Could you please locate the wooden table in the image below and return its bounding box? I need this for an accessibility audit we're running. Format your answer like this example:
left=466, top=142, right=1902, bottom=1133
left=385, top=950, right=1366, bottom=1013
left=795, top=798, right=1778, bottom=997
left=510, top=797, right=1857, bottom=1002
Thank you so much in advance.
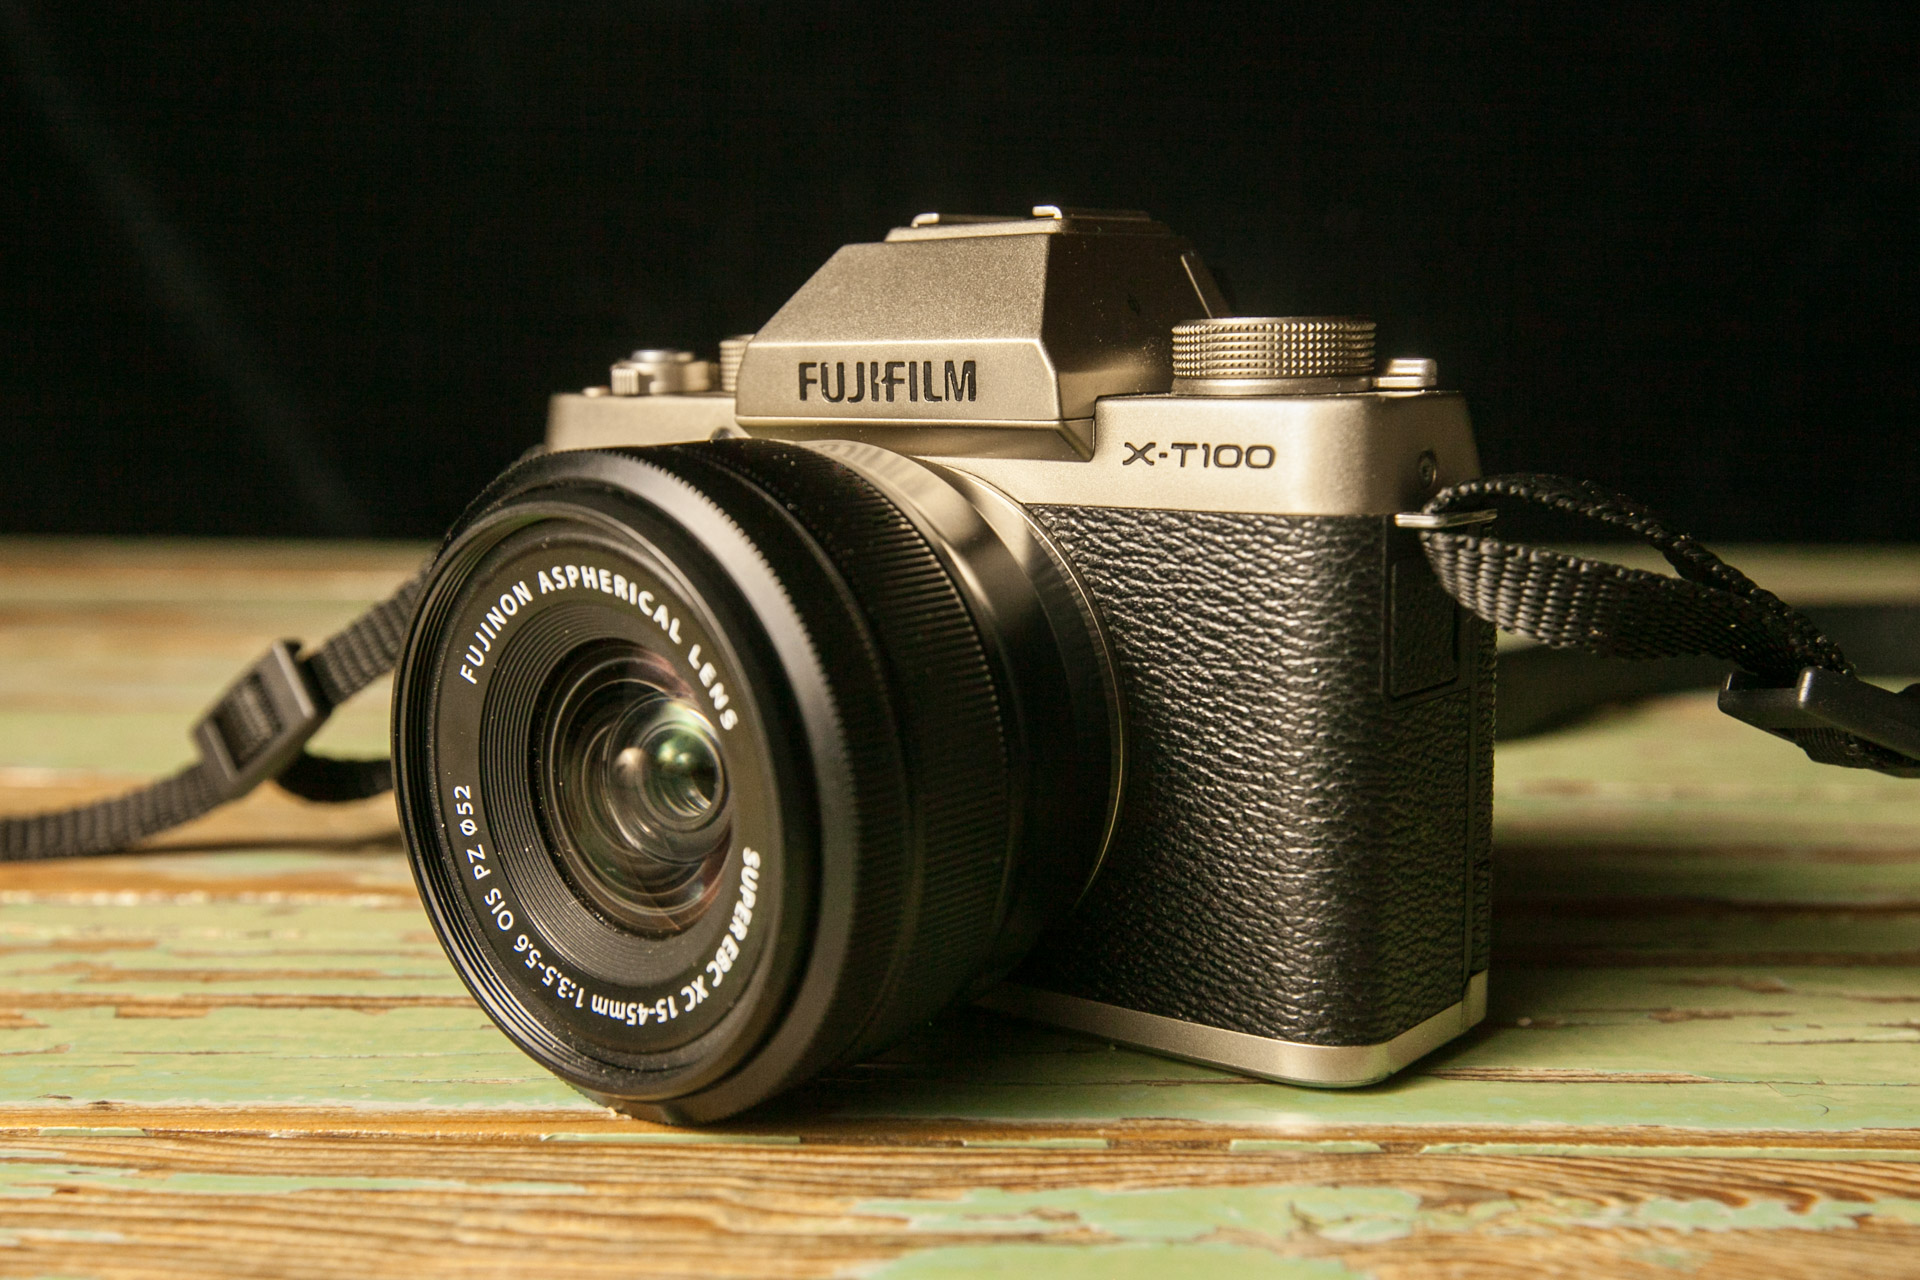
left=2, top=539, right=1919, bottom=1279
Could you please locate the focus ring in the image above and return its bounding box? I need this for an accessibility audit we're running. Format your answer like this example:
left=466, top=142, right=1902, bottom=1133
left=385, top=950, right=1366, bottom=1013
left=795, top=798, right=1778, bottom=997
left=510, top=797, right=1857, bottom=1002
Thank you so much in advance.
left=1172, top=316, right=1376, bottom=381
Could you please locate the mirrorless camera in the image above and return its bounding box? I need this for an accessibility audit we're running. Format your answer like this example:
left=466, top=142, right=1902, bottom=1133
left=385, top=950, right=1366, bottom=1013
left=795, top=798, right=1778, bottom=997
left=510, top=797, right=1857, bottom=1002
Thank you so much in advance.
left=391, top=207, right=1493, bottom=1122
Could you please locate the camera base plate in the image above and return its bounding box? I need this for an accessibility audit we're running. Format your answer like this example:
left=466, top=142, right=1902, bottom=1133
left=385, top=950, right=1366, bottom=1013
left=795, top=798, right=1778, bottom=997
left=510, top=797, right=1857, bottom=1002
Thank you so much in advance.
left=977, top=971, right=1487, bottom=1089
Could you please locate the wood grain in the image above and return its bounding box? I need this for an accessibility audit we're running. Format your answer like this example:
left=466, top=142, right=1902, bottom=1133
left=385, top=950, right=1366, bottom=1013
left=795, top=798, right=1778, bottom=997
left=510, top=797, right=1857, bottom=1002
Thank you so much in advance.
left=3, top=1127, right=1920, bottom=1279
left=2, top=538, right=1918, bottom=1278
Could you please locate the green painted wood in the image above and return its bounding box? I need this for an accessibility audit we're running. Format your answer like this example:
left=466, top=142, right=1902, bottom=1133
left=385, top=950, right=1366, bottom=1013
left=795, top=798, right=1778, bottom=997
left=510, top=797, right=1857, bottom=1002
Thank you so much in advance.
left=1494, top=692, right=1920, bottom=855
left=0, top=540, right=426, bottom=772
left=2, top=875, right=1914, bottom=1125
left=0, top=541, right=1917, bottom=1136
left=851, top=1178, right=1920, bottom=1278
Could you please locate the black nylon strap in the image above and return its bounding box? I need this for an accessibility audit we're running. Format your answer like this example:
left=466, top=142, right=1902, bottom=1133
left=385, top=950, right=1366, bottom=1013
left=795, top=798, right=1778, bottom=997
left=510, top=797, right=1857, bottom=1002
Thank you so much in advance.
left=302, top=572, right=425, bottom=711
left=275, top=753, right=393, bottom=802
left=0, top=762, right=228, bottom=863
left=0, top=569, right=425, bottom=861
left=1419, top=474, right=1918, bottom=774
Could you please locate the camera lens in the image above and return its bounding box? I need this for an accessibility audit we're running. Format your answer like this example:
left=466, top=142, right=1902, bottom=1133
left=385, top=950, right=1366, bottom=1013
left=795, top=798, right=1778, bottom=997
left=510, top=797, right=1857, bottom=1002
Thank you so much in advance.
left=394, top=440, right=1120, bottom=1122
left=625, top=712, right=722, bottom=826
left=537, top=644, right=731, bottom=935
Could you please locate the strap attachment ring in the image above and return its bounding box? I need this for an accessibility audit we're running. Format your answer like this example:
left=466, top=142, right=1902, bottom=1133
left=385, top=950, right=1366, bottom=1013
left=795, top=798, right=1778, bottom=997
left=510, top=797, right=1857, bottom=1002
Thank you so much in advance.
left=1394, top=508, right=1497, bottom=531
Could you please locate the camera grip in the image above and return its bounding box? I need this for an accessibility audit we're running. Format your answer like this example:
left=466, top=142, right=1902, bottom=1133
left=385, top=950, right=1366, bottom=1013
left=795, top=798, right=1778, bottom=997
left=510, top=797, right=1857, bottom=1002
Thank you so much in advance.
left=1015, top=506, right=1493, bottom=1049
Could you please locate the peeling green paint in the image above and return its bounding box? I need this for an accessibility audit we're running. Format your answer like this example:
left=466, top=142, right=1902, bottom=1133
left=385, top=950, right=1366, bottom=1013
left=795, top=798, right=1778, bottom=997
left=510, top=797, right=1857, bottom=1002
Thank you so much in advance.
left=860, top=1184, right=1424, bottom=1244
left=1496, top=848, right=1920, bottom=908
left=0, top=686, right=393, bottom=775
left=1569, top=1194, right=1891, bottom=1233
left=0, top=1227, right=126, bottom=1244
left=860, top=1243, right=1366, bottom=1279
left=814, top=1059, right=1920, bottom=1132
left=0, top=1002, right=594, bottom=1110
left=1420, top=1143, right=1920, bottom=1161
left=856, top=1180, right=1920, bottom=1255
left=537, top=1131, right=800, bottom=1146
left=1632, top=1244, right=1707, bottom=1272
left=1492, top=683, right=1920, bottom=854
left=1860, top=1200, right=1920, bottom=1225
left=794, top=965, right=1920, bottom=1127
left=0, top=1157, right=585, bottom=1198
left=7, top=919, right=1920, bottom=1124
left=1230, top=1140, right=1385, bottom=1154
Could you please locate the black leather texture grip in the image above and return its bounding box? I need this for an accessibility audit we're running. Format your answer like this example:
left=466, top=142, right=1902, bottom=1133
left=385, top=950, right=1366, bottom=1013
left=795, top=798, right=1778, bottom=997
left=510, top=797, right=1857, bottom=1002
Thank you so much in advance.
left=1014, top=507, right=1494, bottom=1048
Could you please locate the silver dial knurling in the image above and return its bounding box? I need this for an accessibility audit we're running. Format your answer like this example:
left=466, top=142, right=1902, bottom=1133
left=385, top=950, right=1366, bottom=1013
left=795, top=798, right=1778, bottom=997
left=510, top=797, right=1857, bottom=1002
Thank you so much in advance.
left=718, top=335, right=753, bottom=395
left=1172, top=317, right=1376, bottom=381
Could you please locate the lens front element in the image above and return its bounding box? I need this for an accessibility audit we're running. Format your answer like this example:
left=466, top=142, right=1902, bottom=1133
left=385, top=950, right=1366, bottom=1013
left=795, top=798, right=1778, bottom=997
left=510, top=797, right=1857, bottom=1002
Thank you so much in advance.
left=623, top=707, right=724, bottom=827
left=539, top=643, right=731, bottom=936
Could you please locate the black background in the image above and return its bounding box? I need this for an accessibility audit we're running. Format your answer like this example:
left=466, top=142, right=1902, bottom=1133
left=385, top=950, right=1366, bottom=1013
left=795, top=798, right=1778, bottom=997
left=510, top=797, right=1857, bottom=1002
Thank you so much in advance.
left=3, top=2, right=1915, bottom=541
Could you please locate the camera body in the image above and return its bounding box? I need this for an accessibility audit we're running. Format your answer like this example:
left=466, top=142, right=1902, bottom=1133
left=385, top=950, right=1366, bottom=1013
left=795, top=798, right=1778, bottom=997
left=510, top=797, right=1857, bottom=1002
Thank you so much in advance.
left=535, top=207, right=1492, bottom=1090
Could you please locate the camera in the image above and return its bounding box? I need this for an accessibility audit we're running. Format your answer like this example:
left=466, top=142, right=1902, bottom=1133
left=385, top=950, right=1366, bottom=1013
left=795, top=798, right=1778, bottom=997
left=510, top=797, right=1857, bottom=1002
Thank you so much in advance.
left=391, top=207, right=1493, bottom=1123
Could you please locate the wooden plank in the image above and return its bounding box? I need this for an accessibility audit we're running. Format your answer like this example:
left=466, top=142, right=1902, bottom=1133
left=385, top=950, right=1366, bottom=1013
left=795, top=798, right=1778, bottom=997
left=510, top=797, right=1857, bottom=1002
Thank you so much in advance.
left=3, top=538, right=1920, bottom=1277
left=0, top=538, right=426, bottom=775
left=4, top=866, right=1916, bottom=1128
left=1, top=1129, right=1919, bottom=1278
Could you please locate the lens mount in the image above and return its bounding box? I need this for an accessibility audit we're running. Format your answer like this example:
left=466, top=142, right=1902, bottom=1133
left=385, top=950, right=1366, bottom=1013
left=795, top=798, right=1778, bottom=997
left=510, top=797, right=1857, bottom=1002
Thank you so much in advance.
left=394, top=440, right=1119, bottom=1121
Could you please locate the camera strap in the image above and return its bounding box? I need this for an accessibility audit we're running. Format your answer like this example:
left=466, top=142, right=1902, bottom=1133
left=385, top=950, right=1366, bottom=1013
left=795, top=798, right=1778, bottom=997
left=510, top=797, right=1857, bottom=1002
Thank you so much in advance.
left=0, top=570, right=425, bottom=860
left=1414, top=474, right=1920, bottom=776
left=1, top=472, right=1916, bottom=863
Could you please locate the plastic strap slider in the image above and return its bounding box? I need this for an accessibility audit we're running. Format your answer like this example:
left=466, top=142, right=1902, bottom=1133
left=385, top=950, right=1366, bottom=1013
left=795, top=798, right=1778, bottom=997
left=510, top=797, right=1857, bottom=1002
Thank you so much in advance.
left=191, top=641, right=326, bottom=801
left=1719, top=667, right=1920, bottom=774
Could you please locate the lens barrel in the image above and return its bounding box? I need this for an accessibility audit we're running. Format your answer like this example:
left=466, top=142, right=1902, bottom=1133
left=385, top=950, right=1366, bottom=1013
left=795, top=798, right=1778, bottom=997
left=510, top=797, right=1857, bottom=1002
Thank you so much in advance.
left=394, top=440, right=1119, bottom=1121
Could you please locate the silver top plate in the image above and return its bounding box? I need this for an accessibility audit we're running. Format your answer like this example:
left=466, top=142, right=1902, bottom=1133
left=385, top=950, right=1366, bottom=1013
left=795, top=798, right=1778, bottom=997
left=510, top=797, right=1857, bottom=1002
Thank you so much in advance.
left=732, top=210, right=1218, bottom=438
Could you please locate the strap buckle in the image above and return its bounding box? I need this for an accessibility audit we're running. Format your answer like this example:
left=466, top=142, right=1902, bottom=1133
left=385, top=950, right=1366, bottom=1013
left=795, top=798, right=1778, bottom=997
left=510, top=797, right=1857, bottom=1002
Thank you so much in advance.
left=191, top=641, right=326, bottom=801
left=1719, top=667, right=1920, bottom=776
